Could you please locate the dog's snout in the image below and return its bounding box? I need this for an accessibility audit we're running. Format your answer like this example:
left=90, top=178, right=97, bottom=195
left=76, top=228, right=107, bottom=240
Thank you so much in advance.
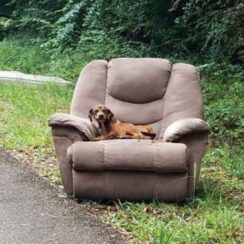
left=97, top=112, right=104, bottom=119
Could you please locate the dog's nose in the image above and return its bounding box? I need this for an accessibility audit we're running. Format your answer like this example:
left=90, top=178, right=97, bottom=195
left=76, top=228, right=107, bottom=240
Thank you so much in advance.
left=98, top=113, right=104, bottom=119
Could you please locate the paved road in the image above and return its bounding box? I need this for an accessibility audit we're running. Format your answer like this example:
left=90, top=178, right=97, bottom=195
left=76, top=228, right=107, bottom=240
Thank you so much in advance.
left=0, top=148, right=124, bottom=244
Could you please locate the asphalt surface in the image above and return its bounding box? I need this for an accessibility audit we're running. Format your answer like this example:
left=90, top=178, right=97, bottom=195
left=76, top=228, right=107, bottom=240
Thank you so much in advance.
left=0, top=148, right=124, bottom=244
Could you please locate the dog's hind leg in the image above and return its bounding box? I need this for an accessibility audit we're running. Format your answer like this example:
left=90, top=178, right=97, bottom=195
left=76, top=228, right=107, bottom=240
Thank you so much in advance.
left=141, top=131, right=156, bottom=139
left=94, top=131, right=118, bottom=141
left=116, top=135, right=135, bottom=139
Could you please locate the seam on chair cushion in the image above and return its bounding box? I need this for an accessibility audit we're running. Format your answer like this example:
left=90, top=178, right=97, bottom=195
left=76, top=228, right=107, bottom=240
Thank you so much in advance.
left=153, top=143, right=159, bottom=172
left=106, top=92, right=165, bottom=105
left=105, top=93, right=165, bottom=124
left=184, top=146, right=187, bottom=168
left=152, top=145, right=157, bottom=199
left=158, top=64, right=173, bottom=138
left=151, top=142, right=155, bottom=173
left=154, top=144, right=162, bottom=172
left=103, top=144, right=107, bottom=198
left=104, top=60, right=109, bottom=107
left=67, top=144, right=73, bottom=165
left=106, top=89, right=166, bottom=104
left=153, top=174, right=157, bottom=199
left=103, top=143, right=106, bottom=171
left=104, top=171, right=107, bottom=199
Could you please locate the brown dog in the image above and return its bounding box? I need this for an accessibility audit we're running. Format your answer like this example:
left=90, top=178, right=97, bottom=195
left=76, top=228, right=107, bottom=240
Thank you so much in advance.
left=88, top=104, right=156, bottom=141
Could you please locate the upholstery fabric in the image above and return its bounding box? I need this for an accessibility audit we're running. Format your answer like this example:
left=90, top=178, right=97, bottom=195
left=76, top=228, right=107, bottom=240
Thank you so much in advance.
left=51, top=126, right=85, bottom=194
left=48, top=113, right=97, bottom=140
left=105, top=94, right=164, bottom=124
left=163, top=118, right=210, bottom=142
left=71, top=60, right=108, bottom=118
left=107, top=58, right=172, bottom=103
left=49, top=57, right=208, bottom=201
left=68, top=140, right=187, bottom=173
left=160, top=63, right=203, bottom=137
left=70, top=58, right=172, bottom=126
left=73, top=171, right=188, bottom=201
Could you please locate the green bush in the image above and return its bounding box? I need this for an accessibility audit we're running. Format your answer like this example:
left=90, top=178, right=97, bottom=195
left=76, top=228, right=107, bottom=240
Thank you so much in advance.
left=2, top=0, right=243, bottom=64
left=182, top=0, right=244, bottom=63
left=0, top=35, right=148, bottom=81
left=201, top=63, right=244, bottom=144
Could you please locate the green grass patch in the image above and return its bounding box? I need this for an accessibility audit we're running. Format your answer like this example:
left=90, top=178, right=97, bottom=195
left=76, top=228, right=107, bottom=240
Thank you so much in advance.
left=204, top=145, right=244, bottom=180
left=101, top=202, right=242, bottom=243
left=0, top=83, right=72, bottom=149
left=97, top=157, right=244, bottom=243
left=0, top=38, right=86, bottom=81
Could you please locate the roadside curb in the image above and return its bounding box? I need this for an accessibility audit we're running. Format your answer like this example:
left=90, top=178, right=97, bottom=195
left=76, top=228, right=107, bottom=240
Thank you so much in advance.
left=0, top=71, right=71, bottom=86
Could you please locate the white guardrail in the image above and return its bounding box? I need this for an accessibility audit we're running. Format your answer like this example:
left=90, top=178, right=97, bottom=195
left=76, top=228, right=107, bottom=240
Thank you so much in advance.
left=0, top=71, right=71, bottom=86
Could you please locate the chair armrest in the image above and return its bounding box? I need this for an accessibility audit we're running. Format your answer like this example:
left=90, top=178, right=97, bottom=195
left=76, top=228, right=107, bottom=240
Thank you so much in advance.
left=48, top=113, right=97, bottom=141
left=50, top=126, right=86, bottom=195
left=162, top=118, right=209, bottom=196
left=163, top=118, right=209, bottom=142
left=178, top=132, right=209, bottom=197
left=48, top=113, right=97, bottom=195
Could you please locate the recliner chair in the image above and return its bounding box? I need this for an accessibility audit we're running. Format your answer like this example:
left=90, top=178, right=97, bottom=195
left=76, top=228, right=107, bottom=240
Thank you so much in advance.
left=48, top=58, right=209, bottom=201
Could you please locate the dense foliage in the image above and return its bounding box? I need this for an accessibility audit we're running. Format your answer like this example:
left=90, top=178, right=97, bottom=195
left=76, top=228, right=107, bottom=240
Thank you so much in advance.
left=1, top=0, right=243, bottom=63
left=0, top=2, right=243, bottom=242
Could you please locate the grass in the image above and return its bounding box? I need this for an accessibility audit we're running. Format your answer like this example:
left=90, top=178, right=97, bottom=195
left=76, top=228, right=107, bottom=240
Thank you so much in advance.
left=0, top=83, right=72, bottom=148
left=94, top=146, right=243, bottom=243
left=0, top=83, right=71, bottom=184
left=0, top=37, right=87, bottom=81
left=0, top=38, right=243, bottom=243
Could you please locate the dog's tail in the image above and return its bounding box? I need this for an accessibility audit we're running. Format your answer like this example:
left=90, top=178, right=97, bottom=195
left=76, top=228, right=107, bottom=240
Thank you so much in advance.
left=141, top=131, right=156, bottom=139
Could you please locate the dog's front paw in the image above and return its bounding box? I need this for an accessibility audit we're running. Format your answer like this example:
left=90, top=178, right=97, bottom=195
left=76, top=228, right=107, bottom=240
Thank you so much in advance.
left=93, top=136, right=103, bottom=141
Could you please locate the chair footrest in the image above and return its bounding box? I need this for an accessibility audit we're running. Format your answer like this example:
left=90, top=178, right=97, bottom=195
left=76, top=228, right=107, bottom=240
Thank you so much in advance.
left=68, top=139, right=188, bottom=173
left=73, top=171, right=189, bottom=201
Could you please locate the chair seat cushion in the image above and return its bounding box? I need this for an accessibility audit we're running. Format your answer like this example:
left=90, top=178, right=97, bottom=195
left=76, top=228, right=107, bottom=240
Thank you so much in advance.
left=68, top=140, right=188, bottom=173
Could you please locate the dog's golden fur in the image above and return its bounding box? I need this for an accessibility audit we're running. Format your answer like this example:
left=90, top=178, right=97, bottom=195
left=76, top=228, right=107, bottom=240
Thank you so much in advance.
left=89, top=104, right=156, bottom=141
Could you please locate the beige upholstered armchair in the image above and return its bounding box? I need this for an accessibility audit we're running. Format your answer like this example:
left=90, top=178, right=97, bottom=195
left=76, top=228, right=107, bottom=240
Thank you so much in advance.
left=48, top=58, right=209, bottom=201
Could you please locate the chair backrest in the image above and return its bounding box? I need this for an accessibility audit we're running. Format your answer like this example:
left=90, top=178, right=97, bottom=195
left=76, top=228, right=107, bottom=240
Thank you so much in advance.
left=71, top=58, right=203, bottom=138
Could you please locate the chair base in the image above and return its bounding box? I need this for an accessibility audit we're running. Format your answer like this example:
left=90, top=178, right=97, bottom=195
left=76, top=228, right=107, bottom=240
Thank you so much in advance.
left=72, top=170, right=190, bottom=201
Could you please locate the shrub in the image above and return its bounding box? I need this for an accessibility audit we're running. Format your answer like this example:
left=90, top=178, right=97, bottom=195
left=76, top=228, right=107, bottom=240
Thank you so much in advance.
left=201, top=63, right=244, bottom=144
left=3, top=0, right=243, bottom=64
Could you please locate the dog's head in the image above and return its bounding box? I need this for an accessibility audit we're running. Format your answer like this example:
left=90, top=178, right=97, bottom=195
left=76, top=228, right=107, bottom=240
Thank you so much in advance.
left=88, top=104, right=114, bottom=124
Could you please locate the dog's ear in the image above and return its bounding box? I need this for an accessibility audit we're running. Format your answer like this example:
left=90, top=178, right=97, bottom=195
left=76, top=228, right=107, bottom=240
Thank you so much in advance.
left=108, top=109, right=114, bottom=121
left=88, top=109, right=93, bottom=121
